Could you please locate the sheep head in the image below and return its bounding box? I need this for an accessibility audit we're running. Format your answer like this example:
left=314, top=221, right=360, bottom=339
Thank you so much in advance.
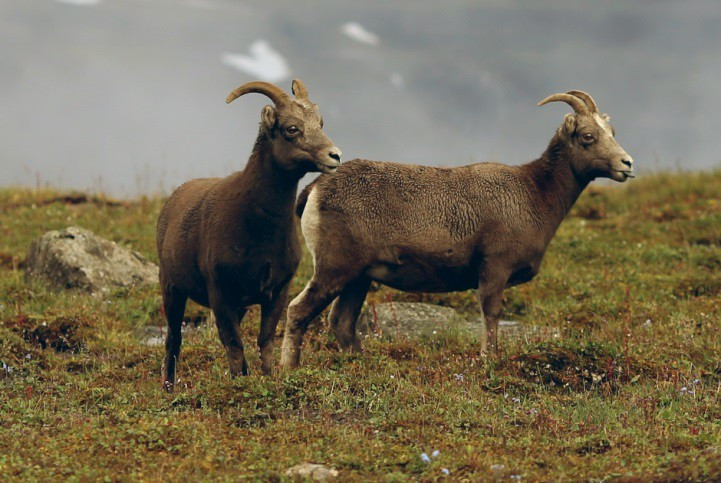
left=226, top=79, right=342, bottom=174
left=538, top=90, right=634, bottom=183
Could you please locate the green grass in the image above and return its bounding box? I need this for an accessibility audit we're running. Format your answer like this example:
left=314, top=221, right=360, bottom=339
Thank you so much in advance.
left=1, top=171, right=721, bottom=480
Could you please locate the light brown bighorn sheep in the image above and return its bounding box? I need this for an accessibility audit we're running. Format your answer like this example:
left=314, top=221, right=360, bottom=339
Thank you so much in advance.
left=281, top=90, right=633, bottom=368
left=156, top=79, right=341, bottom=389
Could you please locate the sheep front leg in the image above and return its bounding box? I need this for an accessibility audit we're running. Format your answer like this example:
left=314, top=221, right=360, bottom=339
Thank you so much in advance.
left=481, top=290, right=504, bottom=355
left=477, top=267, right=509, bottom=356
left=258, top=283, right=290, bottom=376
left=476, top=295, right=488, bottom=355
left=212, top=300, right=249, bottom=376
left=161, top=284, right=187, bottom=391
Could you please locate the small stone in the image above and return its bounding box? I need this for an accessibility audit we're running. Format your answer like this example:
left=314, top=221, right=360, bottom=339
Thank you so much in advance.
left=285, top=463, right=339, bottom=481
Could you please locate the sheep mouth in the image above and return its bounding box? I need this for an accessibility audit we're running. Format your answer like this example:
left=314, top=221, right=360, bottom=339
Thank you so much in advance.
left=612, top=169, right=635, bottom=180
left=316, top=161, right=340, bottom=174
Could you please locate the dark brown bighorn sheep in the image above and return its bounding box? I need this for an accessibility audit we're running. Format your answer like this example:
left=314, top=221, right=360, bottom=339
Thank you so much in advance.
left=281, top=90, right=633, bottom=368
left=157, top=79, right=341, bottom=388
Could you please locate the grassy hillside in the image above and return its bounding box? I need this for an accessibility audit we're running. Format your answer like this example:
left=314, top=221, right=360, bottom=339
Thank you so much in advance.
left=1, top=171, right=720, bottom=480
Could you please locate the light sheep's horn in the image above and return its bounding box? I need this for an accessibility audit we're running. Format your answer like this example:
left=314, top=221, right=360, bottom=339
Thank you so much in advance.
left=537, top=93, right=589, bottom=115
left=566, top=90, right=599, bottom=113
left=291, top=79, right=309, bottom=100
left=225, top=81, right=289, bottom=106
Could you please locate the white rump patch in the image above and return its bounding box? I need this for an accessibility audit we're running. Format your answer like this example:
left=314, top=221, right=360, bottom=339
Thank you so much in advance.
left=221, top=40, right=290, bottom=82
left=301, top=189, right=322, bottom=266
left=341, top=22, right=380, bottom=46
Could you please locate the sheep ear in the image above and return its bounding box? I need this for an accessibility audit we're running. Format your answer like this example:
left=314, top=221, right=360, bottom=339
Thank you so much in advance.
left=563, top=113, right=577, bottom=136
left=261, top=105, right=277, bottom=136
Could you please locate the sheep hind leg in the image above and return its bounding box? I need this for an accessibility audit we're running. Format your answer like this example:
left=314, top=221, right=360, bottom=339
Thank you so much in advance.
left=328, top=276, right=371, bottom=353
left=162, top=285, right=187, bottom=391
left=212, top=301, right=249, bottom=376
left=281, top=276, right=348, bottom=369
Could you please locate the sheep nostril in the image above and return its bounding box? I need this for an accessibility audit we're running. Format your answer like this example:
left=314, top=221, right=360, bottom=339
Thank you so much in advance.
left=621, top=159, right=633, bottom=168
left=329, top=152, right=341, bottom=162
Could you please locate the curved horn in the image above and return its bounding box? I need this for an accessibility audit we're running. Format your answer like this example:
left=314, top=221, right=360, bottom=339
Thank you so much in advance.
left=537, top=93, right=589, bottom=115
left=225, top=81, right=289, bottom=105
left=566, top=90, right=599, bottom=113
left=291, top=79, right=309, bottom=100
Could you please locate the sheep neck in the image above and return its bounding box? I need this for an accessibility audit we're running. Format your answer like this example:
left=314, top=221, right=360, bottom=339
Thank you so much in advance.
left=233, top=131, right=301, bottom=219
left=524, top=134, right=589, bottom=240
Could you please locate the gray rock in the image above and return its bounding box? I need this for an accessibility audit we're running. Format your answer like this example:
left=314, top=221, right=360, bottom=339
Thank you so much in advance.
left=487, top=319, right=561, bottom=343
left=285, top=463, right=339, bottom=480
left=357, top=302, right=461, bottom=339
left=357, top=301, right=560, bottom=343
left=458, top=318, right=560, bottom=344
left=25, top=226, right=158, bottom=295
left=139, top=317, right=208, bottom=346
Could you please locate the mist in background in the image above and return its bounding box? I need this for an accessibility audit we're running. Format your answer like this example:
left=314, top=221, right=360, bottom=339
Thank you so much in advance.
left=2, top=0, right=720, bottom=197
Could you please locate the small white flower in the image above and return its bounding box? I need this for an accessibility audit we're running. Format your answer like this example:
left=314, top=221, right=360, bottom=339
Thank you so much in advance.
left=420, top=453, right=430, bottom=463
left=441, top=468, right=450, bottom=475
left=431, top=450, right=440, bottom=458
left=680, top=386, right=687, bottom=393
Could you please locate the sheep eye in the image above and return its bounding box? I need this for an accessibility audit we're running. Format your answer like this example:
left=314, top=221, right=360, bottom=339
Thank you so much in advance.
left=582, top=133, right=595, bottom=143
left=286, top=125, right=299, bottom=135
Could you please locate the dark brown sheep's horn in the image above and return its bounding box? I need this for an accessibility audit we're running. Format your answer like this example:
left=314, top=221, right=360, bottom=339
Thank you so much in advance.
left=537, top=93, right=589, bottom=115
left=291, top=79, right=309, bottom=100
left=566, top=90, right=599, bottom=113
left=225, top=81, right=290, bottom=105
